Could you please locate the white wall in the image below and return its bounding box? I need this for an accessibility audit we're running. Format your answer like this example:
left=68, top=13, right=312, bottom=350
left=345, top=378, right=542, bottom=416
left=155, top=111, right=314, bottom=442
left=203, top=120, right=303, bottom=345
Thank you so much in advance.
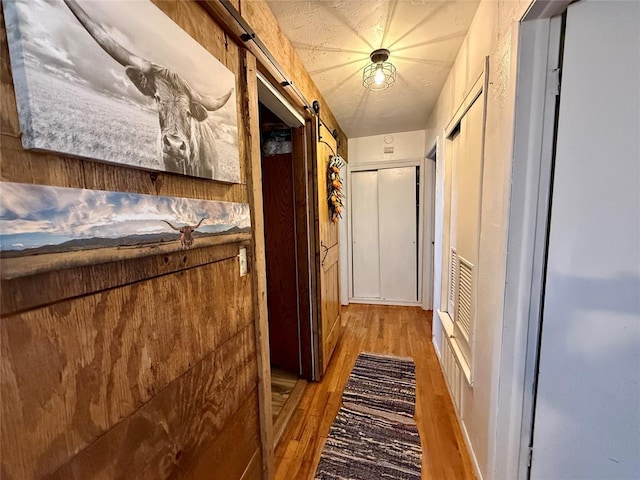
left=349, top=130, right=425, bottom=165
left=424, top=0, right=534, bottom=478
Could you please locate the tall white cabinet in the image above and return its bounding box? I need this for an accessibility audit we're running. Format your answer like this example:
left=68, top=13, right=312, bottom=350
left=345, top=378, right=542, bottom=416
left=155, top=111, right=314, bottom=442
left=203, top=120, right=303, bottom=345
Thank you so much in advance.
left=350, top=166, right=418, bottom=303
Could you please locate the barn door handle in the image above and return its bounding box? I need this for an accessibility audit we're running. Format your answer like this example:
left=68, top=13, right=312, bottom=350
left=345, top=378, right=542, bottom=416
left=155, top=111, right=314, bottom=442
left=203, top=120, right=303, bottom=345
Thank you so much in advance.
left=320, top=241, right=329, bottom=266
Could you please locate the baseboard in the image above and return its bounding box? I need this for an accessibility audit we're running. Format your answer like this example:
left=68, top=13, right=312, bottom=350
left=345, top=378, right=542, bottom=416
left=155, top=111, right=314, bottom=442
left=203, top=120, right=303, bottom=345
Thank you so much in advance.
left=348, top=298, right=421, bottom=307
left=458, top=411, right=484, bottom=480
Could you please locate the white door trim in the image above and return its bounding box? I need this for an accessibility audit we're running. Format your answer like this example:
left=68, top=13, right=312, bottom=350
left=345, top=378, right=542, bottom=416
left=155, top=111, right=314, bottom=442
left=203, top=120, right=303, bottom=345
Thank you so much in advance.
left=490, top=6, right=567, bottom=480
left=422, top=157, right=436, bottom=311
left=348, top=158, right=423, bottom=172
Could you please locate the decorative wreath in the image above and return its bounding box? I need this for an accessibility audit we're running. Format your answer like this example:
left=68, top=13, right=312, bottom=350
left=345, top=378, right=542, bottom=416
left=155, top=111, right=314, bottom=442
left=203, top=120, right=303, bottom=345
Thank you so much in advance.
left=327, top=154, right=345, bottom=223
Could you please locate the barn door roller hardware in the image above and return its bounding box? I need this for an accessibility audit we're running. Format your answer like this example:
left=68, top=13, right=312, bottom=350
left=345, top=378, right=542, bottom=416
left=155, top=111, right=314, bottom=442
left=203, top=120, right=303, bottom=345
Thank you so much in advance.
left=313, top=100, right=339, bottom=151
left=205, top=1, right=338, bottom=138
left=217, top=1, right=309, bottom=106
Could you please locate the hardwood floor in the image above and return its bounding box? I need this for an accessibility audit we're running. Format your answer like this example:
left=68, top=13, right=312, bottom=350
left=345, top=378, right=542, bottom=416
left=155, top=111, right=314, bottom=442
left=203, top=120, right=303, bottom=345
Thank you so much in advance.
left=273, top=304, right=476, bottom=480
left=271, top=368, right=299, bottom=421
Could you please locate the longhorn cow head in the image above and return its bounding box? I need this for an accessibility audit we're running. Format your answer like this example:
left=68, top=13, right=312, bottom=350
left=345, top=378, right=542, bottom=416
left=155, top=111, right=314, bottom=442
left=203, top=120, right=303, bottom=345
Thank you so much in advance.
left=64, top=0, right=233, bottom=171
left=162, top=218, right=206, bottom=250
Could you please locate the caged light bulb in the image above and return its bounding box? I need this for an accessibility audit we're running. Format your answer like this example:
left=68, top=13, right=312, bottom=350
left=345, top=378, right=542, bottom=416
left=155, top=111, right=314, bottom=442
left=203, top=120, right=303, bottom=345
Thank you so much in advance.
left=374, top=66, right=385, bottom=85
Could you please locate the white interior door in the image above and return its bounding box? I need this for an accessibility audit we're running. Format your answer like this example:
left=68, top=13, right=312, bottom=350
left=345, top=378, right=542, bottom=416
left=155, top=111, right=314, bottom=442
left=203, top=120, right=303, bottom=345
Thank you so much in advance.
left=530, top=2, right=640, bottom=478
left=351, top=166, right=418, bottom=303
left=378, top=167, right=417, bottom=302
left=351, top=171, right=380, bottom=298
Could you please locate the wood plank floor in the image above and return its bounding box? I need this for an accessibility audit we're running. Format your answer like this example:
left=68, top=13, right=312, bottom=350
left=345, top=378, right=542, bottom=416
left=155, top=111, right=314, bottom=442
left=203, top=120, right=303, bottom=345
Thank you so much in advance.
left=273, top=304, right=476, bottom=480
left=271, top=367, right=299, bottom=421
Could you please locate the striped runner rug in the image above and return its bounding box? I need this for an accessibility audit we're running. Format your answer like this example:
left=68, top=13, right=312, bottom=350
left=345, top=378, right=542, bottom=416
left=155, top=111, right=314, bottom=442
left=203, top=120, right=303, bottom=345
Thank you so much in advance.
left=315, top=352, right=422, bottom=480
left=342, top=352, right=417, bottom=419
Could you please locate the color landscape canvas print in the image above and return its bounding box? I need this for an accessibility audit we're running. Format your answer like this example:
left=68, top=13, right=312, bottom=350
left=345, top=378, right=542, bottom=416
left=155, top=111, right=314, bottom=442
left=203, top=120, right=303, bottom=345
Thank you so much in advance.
left=0, top=182, right=251, bottom=278
left=3, top=0, right=241, bottom=182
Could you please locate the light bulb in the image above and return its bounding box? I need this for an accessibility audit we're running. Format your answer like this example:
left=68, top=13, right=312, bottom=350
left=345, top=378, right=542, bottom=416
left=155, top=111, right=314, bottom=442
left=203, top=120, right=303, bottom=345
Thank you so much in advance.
left=374, top=66, right=385, bottom=85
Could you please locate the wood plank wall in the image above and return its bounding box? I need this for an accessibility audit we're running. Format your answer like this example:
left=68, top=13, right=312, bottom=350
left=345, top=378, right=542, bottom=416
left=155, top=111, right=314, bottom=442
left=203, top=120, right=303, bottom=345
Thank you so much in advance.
left=0, top=1, right=347, bottom=479
left=0, top=1, right=262, bottom=478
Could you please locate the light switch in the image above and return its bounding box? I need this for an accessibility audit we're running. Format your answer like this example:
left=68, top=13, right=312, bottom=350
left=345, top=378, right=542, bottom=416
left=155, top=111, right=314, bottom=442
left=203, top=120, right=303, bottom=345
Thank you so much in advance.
left=239, top=247, right=248, bottom=276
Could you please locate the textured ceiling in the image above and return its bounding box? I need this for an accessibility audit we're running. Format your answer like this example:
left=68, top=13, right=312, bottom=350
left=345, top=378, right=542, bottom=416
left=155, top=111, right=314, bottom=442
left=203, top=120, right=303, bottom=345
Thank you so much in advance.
left=265, top=0, right=480, bottom=138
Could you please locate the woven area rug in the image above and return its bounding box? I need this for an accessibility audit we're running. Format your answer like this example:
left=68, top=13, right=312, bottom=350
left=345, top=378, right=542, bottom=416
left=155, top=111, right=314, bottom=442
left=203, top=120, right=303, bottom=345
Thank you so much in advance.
left=315, top=352, right=422, bottom=480
left=342, top=352, right=416, bottom=419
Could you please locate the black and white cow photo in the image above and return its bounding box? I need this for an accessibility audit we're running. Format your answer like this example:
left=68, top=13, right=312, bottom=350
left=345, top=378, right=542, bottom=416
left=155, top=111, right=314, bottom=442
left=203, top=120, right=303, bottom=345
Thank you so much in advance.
left=3, top=0, right=241, bottom=183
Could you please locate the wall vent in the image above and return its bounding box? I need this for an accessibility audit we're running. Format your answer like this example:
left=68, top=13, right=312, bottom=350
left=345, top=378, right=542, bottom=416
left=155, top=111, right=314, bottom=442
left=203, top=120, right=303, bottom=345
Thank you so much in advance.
left=456, top=256, right=473, bottom=342
left=448, top=248, right=458, bottom=315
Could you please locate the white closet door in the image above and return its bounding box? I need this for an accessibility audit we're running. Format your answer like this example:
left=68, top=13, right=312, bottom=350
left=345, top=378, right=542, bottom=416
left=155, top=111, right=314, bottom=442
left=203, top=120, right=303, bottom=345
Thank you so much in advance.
left=351, top=171, right=380, bottom=298
left=531, top=2, right=640, bottom=478
left=378, top=167, right=417, bottom=302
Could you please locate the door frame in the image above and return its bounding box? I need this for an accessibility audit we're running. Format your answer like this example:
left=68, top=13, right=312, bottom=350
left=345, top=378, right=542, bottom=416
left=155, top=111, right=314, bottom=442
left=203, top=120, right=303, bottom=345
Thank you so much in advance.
left=490, top=3, right=570, bottom=479
left=347, top=158, right=426, bottom=306
left=257, top=73, right=319, bottom=382
left=423, top=152, right=436, bottom=311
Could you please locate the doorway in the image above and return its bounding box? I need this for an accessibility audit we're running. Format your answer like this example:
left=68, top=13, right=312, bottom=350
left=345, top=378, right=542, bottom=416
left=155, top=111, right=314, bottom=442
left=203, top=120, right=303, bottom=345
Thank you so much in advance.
left=495, top=2, right=640, bottom=477
left=529, top=2, right=640, bottom=478
left=257, top=75, right=315, bottom=440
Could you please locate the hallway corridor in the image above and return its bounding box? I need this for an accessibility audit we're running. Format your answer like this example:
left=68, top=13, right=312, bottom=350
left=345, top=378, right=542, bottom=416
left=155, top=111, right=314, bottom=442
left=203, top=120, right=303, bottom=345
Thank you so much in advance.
left=273, top=304, right=476, bottom=479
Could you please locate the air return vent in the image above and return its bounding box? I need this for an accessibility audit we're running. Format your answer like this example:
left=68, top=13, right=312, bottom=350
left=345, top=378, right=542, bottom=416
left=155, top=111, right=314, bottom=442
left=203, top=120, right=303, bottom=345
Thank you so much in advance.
left=456, top=256, right=473, bottom=342
left=448, top=248, right=458, bottom=315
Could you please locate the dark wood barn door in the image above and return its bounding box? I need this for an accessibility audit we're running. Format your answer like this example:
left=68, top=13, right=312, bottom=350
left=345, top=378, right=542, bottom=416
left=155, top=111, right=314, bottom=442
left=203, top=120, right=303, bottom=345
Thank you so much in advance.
left=260, top=104, right=314, bottom=379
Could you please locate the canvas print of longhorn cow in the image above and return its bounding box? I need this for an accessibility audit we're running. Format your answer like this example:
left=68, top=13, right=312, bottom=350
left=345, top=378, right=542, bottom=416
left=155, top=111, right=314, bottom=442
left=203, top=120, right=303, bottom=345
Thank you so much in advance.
left=0, top=182, right=251, bottom=279
left=3, top=0, right=241, bottom=183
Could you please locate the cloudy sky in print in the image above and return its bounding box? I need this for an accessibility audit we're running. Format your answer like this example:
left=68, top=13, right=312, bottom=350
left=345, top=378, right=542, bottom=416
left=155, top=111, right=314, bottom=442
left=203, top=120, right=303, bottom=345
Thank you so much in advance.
left=0, top=183, right=250, bottom=251
left=4, top=0, right=235, bottom=108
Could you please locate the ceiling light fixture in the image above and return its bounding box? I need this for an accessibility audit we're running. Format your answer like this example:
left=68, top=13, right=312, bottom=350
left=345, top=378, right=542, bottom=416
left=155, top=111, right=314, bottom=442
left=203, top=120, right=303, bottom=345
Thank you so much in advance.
left=362, top=48, right=396, bottom=91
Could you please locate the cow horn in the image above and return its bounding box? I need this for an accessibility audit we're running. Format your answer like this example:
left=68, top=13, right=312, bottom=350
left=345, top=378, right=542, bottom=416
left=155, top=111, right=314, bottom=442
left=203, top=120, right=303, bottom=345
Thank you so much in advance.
left=161, top=220, right=180, bottom=231
left=64, top=0, right=152, bottom=73
left=192, top=217, right=207, bottom=229
left=190, top=88, right=234, bottom=112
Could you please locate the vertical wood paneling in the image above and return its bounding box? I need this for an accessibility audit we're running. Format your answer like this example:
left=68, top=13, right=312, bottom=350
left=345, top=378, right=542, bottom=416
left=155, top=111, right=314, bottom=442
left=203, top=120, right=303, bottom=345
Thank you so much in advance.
left=243, top=51, right=275, bottom=479
left=47, top=326, right=259, bottom=480
left=1, top=257, right=253, bottom=479
left=0, top=1, right=268, bottom=479
left=315, top=134, right=341, bottom=373
left=321, top=260, right=341, bottom=372
left=1, top=0, right=353, bottom=478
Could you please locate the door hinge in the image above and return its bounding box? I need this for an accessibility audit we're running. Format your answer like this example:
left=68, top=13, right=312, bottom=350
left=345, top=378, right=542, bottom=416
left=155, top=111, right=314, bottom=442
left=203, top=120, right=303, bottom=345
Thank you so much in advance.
left=527, top=446, right=534, bottom=468
left=549, top=67, right=561, bottom=96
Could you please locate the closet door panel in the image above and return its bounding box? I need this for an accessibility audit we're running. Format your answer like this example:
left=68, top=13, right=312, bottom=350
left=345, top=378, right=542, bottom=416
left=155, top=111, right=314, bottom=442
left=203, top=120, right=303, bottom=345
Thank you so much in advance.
left=378, top=167, right=417, bottom=302
left=456, top=97, right=483, bottom=265
left=351, top=171, right=380, bottom=298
